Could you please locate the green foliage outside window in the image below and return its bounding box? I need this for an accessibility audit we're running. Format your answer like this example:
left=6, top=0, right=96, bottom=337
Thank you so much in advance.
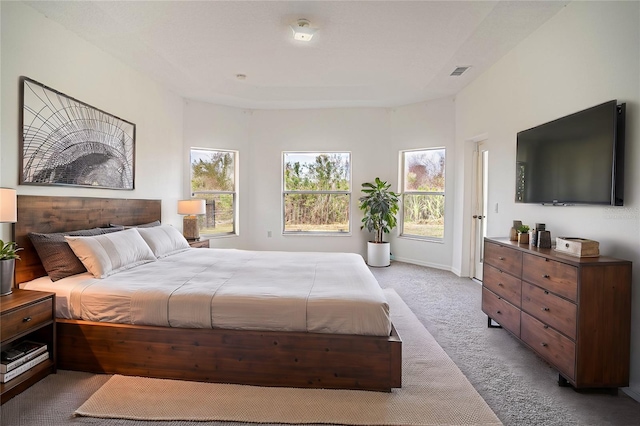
left=190, top=149, right=236, bottom=235
left=283, top=153, right=350, bottom=233
left=402, top=149, right=445, bottom=238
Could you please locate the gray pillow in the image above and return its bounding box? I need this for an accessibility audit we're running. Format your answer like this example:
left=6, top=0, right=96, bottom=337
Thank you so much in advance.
left=29, top=227, right=124, bottom=282
left=109, top=220, right=161, bottom=229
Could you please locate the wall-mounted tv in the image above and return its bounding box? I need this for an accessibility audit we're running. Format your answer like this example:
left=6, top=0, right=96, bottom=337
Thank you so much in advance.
left=515, top=100, right=626, bottom=206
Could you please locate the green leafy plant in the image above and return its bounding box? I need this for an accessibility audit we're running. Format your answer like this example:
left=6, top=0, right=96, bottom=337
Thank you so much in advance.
left=0, top=239, right=22, bottom=261
left=517, top=225, right=530, bottom=234
left=359, top=178, right=400, bottom=243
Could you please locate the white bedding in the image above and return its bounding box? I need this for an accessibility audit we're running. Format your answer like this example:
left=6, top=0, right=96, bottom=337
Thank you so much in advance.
left=22, top=248, right=391, bottom=336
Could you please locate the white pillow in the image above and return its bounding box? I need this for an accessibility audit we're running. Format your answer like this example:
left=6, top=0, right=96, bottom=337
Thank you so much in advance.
left=137, top=225, right=190, bottom=258
left=65, top=228, right=157, bottom=278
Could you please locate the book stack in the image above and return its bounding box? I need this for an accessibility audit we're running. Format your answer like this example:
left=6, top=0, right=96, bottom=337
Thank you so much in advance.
left=1, top=341, right=49, bottom=383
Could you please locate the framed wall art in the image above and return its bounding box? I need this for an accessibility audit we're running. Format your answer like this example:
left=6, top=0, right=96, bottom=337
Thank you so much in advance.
left=20, top=77, right=136, bottom=190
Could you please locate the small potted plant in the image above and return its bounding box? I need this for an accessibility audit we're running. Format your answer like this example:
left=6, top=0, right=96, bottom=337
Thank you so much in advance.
left=517, top=225, right=530, bottom=245
left=359, top=177, right=400, bottom=267
left=0, top=240, right=22, bottom=296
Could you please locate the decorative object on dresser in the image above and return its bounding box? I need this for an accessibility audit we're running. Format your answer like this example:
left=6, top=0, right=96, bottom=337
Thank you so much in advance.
left=178, top=199, right=206, bottom=240
left=20, top=77, right=135, bottom=190
left=517, top=225, right=530, bottom=245
left=509, top=220, right=522, bottom=241
left=481, top=237, right=631, bottom=389
left=555, top=237, right=599, bottom=257
left=0, top=188, right=19, bottom=296
left=0, top=289, right=56, bottom=404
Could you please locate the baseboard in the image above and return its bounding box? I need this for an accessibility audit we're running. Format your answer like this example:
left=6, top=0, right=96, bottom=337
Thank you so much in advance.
left=621, top=386, right=640, bottom=402
left=391, top=256, right=451, bottom=272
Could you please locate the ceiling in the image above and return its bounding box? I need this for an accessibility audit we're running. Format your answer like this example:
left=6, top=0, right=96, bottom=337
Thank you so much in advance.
left=25, top=1, right=569, bottom=110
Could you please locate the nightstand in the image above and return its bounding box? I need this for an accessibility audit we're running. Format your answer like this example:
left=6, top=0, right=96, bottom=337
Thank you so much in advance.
left=1, top=289, right=56, bottom=404
left=188, top=239, right=209, bottom=248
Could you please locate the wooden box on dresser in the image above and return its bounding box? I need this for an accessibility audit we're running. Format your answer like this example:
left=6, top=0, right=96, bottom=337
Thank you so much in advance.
left=482, top=237, right=631, bottom=389
left=1, top=289, right=56, bottom=404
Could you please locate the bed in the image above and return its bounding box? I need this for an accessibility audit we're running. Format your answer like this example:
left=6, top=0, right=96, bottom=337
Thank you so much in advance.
left=14, top=195, right=402, bottom=391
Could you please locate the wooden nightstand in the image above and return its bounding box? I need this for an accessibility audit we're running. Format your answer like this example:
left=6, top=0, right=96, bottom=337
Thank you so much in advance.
left=188, top=239, right=209, bottom=248
left=1, top=289, right=56, bottom=404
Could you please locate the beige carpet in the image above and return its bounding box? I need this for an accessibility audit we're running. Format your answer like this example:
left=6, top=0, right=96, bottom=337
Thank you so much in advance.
left=75, top=289, right=502, bottom=425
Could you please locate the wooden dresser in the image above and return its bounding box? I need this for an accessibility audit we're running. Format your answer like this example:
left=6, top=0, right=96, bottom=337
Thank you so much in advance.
left=482, top=237, right=631, bottom=388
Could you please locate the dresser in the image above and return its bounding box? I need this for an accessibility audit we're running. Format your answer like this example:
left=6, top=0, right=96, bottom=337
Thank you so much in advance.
left=1, top=289, right=56, bottom=403
left=482, top=237, right=631, bottom=388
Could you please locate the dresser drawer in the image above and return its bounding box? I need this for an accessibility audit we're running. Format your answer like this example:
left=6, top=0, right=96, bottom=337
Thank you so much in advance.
left=483, top=263, right=521, bottom=307
left=484, top=242, right=522, bottom=277
left=522, top=254, right=577, bottom=302
left=521, top=312, right=575, bottom=380
left=522, top=283, right=577, bottom=340
left=482, top=288, right=520, bottom=338
left=0, top=299, right=53, bottom=342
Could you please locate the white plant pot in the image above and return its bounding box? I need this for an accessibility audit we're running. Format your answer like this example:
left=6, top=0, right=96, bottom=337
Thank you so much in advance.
left=367, top=241, right=390, bottom=267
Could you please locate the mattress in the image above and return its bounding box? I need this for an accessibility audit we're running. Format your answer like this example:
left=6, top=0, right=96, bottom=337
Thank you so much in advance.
left=22, top=248, right=391, bottom=336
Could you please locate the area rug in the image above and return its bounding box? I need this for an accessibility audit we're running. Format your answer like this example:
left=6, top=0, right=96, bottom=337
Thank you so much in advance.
left=75, top=289, right=502, bottom=425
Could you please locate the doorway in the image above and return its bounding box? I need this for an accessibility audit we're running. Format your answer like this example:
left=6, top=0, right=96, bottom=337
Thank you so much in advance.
left=471, top=142, right=488, bottom=281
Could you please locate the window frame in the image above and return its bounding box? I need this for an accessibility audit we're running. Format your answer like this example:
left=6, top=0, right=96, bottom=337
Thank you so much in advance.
left=399, top=147, right=446, bottom=241
left=282, top=151, right=352, bottom=235
left=189, top=147, right=239, bottom=238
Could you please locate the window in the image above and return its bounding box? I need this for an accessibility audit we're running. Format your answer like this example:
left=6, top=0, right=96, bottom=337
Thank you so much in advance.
left=190, top=148, right=237, bottom=236
left=283, top=152, right=351, bottom=234
left=400, top=148, right=445, bottom=239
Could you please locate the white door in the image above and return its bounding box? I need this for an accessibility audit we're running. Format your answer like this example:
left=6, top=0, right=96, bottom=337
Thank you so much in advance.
left=472, top=142, right=488, bottom=281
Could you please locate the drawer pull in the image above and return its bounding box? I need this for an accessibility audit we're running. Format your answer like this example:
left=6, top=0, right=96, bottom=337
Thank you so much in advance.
left=496, top=310, right=502, bottom=315
left=541, top=342, right=548, bottom=347
left=498, top=283, right=504, bottom=287
left=498, top=256, right=505, bottom=260
left=543, top=325, right=549, bottom=329
left=541, top=307, right=550, bottom=312
left=23, top=317, right=33, bottom=323
left=544, top=290, right=549, bottom=295
left=542, top=274, right=550, bottom=279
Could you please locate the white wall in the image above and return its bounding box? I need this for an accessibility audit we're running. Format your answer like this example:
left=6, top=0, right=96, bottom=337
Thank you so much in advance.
left=389, top=99, right=456, bottom=269
left=183, top=100, right=456, bottom=263
left=0, top=2, right=185, bottom=243
left=453, top=1, right=640, bottom=399
left=182, top=100, right=251, bottom=249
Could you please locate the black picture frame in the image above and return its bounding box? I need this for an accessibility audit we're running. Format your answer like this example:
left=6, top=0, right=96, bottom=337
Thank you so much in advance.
left=20, top=77, right=136, bottom=190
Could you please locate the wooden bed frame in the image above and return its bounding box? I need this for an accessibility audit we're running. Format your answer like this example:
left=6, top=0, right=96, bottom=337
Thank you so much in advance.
left=14, top=195, right=402, bottom=391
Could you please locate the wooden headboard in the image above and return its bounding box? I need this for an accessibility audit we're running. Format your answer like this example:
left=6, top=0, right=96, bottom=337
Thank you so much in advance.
left=14, top=195, right=162, bottom=285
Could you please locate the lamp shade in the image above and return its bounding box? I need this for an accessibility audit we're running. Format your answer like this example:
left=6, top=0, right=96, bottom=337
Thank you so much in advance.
left=177, top=199, right=206, bottom=215
left=0, top=188, right=17, bottom=223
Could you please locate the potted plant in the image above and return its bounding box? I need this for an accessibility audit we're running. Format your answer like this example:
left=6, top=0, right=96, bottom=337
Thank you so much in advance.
left=517, top=225, right=530, bottom=245
left=1, top=239, right=22, bottom=296
left=359, top=177, right=400, bottom=267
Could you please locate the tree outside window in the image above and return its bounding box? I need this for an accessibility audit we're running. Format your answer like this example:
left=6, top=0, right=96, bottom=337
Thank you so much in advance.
left=283, top=152, right=350, bottom=234
left=190, top=148, right=237, bottom=236
left=401, top=148, right=445, bottom=239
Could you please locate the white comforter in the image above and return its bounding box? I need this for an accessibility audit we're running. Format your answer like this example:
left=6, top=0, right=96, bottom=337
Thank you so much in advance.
left=23, top=249, right=391, bottom=336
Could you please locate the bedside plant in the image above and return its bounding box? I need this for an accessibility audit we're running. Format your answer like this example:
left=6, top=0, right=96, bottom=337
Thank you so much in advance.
left=0, top=239, right=22, bottom=296
left=0, top=239, right=22, bottom=260
left=359, top=177, right=400, bottom=267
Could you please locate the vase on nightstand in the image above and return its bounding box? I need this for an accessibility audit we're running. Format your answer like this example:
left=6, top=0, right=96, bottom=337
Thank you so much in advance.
left=0, top=258, right=15, bottom=296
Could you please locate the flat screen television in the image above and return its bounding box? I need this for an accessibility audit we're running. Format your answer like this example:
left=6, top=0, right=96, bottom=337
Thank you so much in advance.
left=515, top=100, right=626, bottom=206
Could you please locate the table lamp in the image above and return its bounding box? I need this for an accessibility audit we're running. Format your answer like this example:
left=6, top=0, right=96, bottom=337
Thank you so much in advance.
left=177, top=199, right=206, bottom=240
left=1, top=188, right=18, bottom=296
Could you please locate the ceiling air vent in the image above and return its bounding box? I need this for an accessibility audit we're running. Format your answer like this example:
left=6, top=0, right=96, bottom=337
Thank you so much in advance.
left=450, top=66, right=470, bottom=77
